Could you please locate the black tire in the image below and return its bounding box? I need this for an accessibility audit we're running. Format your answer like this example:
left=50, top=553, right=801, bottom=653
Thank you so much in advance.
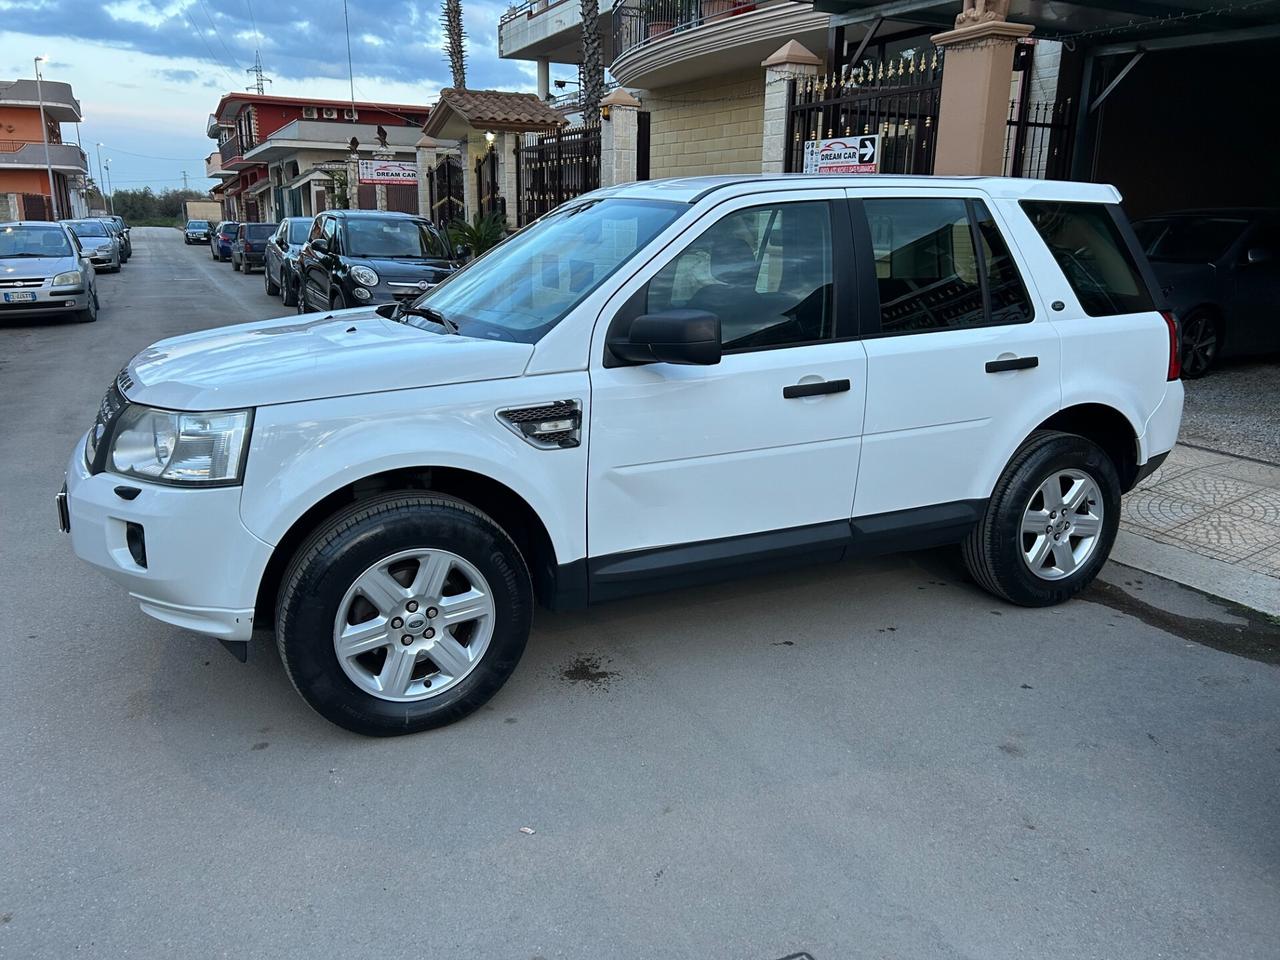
left=184, top=238, right=190, bottom=245
left=1179, top=309, right=1220, bottom=379
left=73, top=302, right=97, bottom=323
left=232, top=255, right=241, bottom=272
left=330, top=289, right=348, bottom=310
left=962, top=430, right=1121, bottom=607
left=281, top=271, right=298, bottom=307
left=275, top=493, right=533, bottom=736
left=264, top=264, right=279, bottom=296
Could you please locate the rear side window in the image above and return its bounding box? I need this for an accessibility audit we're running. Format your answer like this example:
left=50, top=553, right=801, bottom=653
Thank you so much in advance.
left=862, top=197, right=1032, bottom=334
left=1020, top=201, right=1154, bottom=316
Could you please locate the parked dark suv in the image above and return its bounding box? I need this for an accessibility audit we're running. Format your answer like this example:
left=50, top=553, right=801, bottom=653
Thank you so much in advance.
left=231, top=222, right=275, bottom=273
left=297, top=210, right=457, bottom=313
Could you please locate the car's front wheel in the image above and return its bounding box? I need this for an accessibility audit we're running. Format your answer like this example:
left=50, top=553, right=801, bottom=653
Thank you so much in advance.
left=962, top=430, right=1120, bottom=607
left=264, top=264, right=279, bottom=296
left=330, top=289, right=348, bottom=310
left=275, top=494, right=533, bottom=736
left=232, top=254, right=241, bottom=272
left=281, top=270, right=298, bottom=307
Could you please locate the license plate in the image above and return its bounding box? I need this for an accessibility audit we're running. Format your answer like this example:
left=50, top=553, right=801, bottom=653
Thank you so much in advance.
left=55, top=483, right=70, bottom=533
left=3, top=292, right=37, bottom=303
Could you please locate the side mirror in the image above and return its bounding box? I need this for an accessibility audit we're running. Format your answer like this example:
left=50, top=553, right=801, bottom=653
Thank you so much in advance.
left=1246, top=247, right=1273, bottom=265
left=608, top=309, right=721, bottom=366
left=310, top=237, right=329, bottom=254
left=453, top=242, right=472, bottom=262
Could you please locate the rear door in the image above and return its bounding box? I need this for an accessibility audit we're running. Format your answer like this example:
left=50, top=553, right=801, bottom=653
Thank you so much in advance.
left=587, top=189, right=868, bottom=578
left=849, top=190, right=1061, bottom=519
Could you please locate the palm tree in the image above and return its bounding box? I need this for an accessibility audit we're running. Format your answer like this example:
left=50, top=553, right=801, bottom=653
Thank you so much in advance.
left=579, top=0, right=604, bottom=119
left=442, top=0, right=467, bottom=89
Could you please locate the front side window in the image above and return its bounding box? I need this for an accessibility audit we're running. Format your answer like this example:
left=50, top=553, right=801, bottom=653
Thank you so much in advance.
left=408, top=197, right=682, bottom=344
left=645, top=201, right=834, bottom=350
left=1021, top=201, right=1154, bottom=316
left=0, top=223, right=73, bottom=257
left=863, top=197, right=1032, bottom=334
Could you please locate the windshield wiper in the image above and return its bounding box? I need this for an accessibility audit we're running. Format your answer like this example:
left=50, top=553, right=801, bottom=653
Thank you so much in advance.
left=394, top=302, right=460, bottom=335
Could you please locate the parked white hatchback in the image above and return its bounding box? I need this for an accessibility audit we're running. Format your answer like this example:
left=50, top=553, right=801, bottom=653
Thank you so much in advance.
left=59, top=176, right=1183, bottom=735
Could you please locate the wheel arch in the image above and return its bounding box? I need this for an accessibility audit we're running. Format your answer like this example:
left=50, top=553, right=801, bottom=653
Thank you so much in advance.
left=1034, top=403, right=1141, bottom=492
left=254, top=465, right=565, bottom=627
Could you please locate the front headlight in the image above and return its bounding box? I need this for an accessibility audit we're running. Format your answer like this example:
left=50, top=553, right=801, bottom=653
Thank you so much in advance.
left=350, top=265, right=379, bottom=287
left=52, top=270, right=83, bottom=286
left=96, top=243, right=114, bottom=254
left=110, top=406, right=252, bottom=485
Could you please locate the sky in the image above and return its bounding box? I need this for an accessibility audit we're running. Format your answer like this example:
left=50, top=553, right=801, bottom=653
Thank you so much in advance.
left=1, top=0, right=560, bottom=192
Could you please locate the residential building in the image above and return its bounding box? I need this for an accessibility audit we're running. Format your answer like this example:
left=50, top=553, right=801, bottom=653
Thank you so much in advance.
left=207, top=92, right=432, bottom=223
left=0, top=78, right=90, bottom=221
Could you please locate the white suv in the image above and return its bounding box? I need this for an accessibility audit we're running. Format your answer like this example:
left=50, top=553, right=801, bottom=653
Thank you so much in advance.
left=59, top=176, right=1183, bottom=735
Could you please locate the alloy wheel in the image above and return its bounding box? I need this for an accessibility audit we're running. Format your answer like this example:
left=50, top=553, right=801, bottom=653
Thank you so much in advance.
left=1020, top=469, right=1104, bottom=581
left=332, top=548, right=495, bottom=702
left=1180, top=313, right=1217, bottom=377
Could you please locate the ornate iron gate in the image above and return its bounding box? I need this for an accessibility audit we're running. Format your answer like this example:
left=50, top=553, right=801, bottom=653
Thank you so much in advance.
left=385, top=183, right=418, bottom=214
left=1003, top=98, right=1074, bottom=180
left=474, top=150, right=504, bottom=219
left=513, top=123, right=600, bottom=227
left=427, top=154, right=464, bottom=227
left=784, top=50, right=944, bottom=175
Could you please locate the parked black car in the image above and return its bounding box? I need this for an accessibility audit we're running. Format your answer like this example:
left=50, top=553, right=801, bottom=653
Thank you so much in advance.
left=296, top=210, right=458, bottom=313
left=212, top=221, right=239, bottom=261
left=230, top=222, right=275, bottom=273
left=264, top=216, right=313, bottom=307
left=1132, top=209, right=1280, bottom=378
left=184, top=219, right=212, bottom=244
left=108, top=215, right=132, bottom=258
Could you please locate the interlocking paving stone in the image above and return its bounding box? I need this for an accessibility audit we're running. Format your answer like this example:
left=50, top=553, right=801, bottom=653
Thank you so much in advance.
left=1221, top=486, right=1280, bottom=525
left=1242, top=543, right=1280, bottom=578
left=1161, top=510, right=1280, bottom=563
left=1214, top=457, right=1280, bottom=490
left=1121, top=491, right=1209, bottom=532
left=1149, top=472, right=1270, bottom=508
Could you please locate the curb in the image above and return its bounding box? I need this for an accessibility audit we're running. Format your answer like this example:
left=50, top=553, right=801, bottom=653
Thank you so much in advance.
left=1110, top=529, right=1280, bottom=618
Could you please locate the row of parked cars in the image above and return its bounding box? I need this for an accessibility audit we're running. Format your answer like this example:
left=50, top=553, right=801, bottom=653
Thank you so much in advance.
left=0, top=215, right=132, bottom=324
left=187, top=210, right=461, bottom=314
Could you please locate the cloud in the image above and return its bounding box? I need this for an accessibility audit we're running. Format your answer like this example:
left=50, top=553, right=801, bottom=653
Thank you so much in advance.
left=1, top=0, right=535, bottom=96
left=155, top=68, right=200, bottom=83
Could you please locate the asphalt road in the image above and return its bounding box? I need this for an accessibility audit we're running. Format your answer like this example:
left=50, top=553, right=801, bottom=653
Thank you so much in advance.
left=3, top=227, right=1279, bottom=960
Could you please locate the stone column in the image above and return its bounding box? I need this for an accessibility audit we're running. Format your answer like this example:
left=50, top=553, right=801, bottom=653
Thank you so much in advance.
left=345, top=152, right=360, bottom=209
left=930, top=19, right=1034, bottom=175
left=461, top=134, right=483, bottom=224
left=497, top=132, right=519, bottom=230
left=537, top=58, right=551, bottom=100
left=600, top=88, right=642, bottom=187
left=416, top=135, right=441, bottom=218
left=760, top=40, right=823, bottom=174
left=372, top=149, right=394, bottom=211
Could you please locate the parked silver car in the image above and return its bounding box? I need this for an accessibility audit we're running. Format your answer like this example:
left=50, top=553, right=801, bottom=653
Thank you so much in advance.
left=63, top=219, right=120, bottom=273
left=0, top=221, right=99, bottom=323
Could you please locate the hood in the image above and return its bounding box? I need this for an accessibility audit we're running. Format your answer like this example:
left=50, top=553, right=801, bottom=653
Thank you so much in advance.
left=1, top=255, right=77, bottom=277
left=124, top=308, right=533, bottom=410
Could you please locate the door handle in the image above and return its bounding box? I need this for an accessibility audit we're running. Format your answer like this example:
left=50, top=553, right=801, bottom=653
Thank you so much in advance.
left=783, top=378, right=851, bottom=399
left=985, top=356, right=1039, bottom=373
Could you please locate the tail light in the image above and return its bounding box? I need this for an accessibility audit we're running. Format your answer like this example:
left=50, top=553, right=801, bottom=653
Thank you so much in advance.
left=1161, top=310, right=1180, bottom=380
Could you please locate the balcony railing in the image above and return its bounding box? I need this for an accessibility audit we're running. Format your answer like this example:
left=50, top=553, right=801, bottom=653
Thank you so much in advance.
left=612, top=0, right=758, bottom=62
left=0, top=141, right=88, bottom=170
left=219, top=133, right=243, bottom=164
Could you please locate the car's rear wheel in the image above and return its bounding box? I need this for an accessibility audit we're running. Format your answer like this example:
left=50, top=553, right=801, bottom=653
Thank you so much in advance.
left=1179, top=309, right=1220, bottom=379
left=275, top=493, right=533, bottom=736
left=962, top=430, right=1120, bottom=607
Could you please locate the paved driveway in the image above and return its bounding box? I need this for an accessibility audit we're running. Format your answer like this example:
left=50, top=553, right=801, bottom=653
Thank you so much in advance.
left=2, top=228, right=1278, bottom=959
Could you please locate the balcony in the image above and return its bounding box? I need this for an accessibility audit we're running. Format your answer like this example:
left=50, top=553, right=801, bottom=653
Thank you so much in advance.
left=0, top=79, right=82, bottom=122
left=0, top=140, right=89, bottom=173
left=240, top=120, right=424, bottom=162
left=205, top=151, right=237, bottom=179
left=219, top=133, right=255, bottom=170
left=609, top=0, right=828, bottom=87
left=499, top=0, right=621, bottom=64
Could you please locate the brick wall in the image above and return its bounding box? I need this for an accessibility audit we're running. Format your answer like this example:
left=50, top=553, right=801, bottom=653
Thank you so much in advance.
left=644, top=69, right=764, bottom=179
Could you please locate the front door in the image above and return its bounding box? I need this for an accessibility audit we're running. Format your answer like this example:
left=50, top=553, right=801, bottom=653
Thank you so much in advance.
left=1230, top=217, right=1280, bottom=352
left=587, top=191, right=867, bottom=579
left=850, top=193, right=1061, bottom=519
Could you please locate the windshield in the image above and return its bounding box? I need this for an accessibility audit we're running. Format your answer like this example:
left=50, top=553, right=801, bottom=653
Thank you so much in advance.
left=0, top=223, right=74, bottom=258
left=344, top=217, right=450, bottom=259
left=67, top=221, right=109, bottom=238
left=1134, top=216, right=1248, bottom=263
left=406, top=198, right=683, bottom=344
left=187, top=220, right=211, bottom=229
left=287, top=220, right=311, bottom=244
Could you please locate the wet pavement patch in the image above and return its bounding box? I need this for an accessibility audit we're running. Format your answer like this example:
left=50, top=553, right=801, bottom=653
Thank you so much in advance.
left=560, top=655, right=619, bottom=689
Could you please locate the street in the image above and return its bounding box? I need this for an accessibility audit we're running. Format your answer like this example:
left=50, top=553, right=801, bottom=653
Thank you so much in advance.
left=2, top=227, right=1279, bottom=959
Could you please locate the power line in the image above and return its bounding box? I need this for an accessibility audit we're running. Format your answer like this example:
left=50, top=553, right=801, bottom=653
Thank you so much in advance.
left=97, top=144, right=207, bottom=162
left=182, top=5, right=239, bottom=85
left=244, top=0, right=262, bottom=51
left=197, top=0, right=245, bottom=71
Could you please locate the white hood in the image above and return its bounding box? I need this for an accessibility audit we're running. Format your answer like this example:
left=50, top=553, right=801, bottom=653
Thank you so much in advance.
left=124, top=309, right=534, bottom=410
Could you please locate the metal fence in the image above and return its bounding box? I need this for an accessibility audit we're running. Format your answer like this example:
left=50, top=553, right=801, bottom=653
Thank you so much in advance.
left=784, top=50, right=944, bottom=175
left=474, top=150, right=505, bottom=219
left=513, top=123, right=601, bottom=227
left=427, top=155, right=464, bottom=228
left=613, top=0, right=758, bottom=63
left=1003, top=98, right=1074, bottom=180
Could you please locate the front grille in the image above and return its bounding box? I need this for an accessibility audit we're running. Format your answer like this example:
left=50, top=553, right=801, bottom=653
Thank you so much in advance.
left=0, top=278, right=45, bottom=288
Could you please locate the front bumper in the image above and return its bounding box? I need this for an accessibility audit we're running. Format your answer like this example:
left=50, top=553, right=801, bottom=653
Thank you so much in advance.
left=0, top=285, right=90, bottom=318
left=61, top=436, right=274, bottom=642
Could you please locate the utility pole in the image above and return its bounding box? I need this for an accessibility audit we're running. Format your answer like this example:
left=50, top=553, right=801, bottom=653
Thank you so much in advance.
left=182, top=170, right=189, bottom=191
left=94, top=142, right=107, bottom=213
left=103, top=159, right=115, bottom=215
left=33, top=55, right=59, bottom=220
left=245, top=51, right=271, bottom=95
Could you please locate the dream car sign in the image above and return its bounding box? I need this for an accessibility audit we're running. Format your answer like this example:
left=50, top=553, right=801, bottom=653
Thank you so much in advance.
left=803, top=135, right=880, bottom=174
left=357, top=159, right=418, bottom=185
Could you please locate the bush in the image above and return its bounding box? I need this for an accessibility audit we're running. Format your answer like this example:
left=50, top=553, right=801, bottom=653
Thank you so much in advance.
left=447, top=211, right=507, bottom=260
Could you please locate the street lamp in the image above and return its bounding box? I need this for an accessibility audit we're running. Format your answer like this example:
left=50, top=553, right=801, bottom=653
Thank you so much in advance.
left=103, top=159, right=115, bottom=215
left=94, top=142, right=108, bottom=214
left=33, top=55, right=59, bottom=220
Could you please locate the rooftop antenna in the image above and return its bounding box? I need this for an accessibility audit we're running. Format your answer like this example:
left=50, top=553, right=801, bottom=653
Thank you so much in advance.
left=245, top=51, right=272, bottom=94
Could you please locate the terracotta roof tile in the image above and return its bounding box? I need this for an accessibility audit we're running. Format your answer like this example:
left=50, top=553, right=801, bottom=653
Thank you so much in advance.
left=424, top=88, right=566, bottom=136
